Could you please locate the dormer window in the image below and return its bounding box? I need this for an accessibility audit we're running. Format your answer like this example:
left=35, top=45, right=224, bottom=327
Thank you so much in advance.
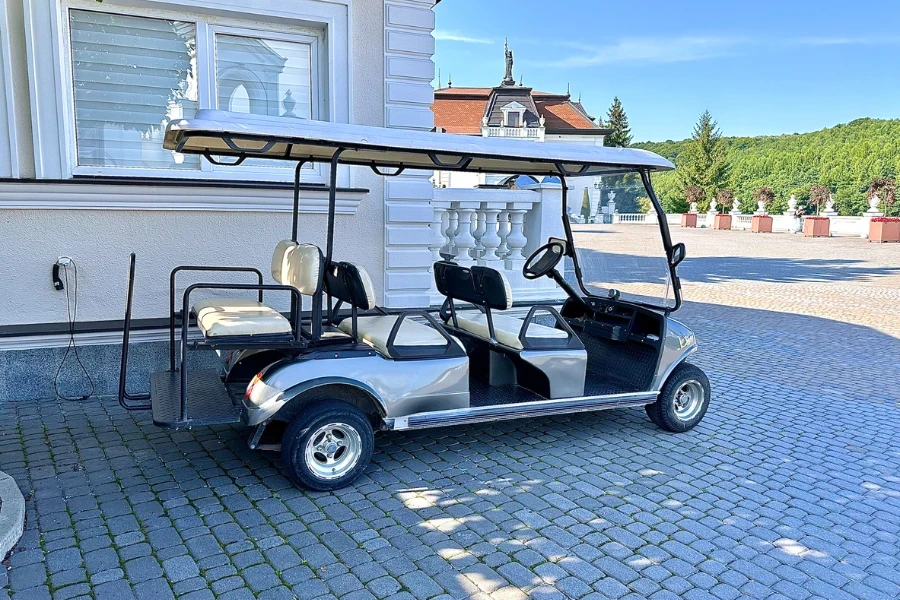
left=501, top=101, right=526, bottom=128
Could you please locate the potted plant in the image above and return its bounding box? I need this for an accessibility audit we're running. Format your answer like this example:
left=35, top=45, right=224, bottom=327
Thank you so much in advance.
left=681, top=185, right=701, bottom=227
left=802, top=184, right=831, bottom=237
left=867, top=178, right=897, bottom=241
left=869, top=217, right=900, bottom=243
left=803, top=216, right=830, bottom=237
left=867, top=178, right=898, bottom=242
left=713, top=190, right=734, bottom=230
left=751, top=187, right=774, bottom=233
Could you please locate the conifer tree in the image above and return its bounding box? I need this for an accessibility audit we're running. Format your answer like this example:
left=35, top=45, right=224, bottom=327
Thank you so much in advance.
left=603, top=97, right=633, bottom=148
left=677, top=110, right=730, bottom=209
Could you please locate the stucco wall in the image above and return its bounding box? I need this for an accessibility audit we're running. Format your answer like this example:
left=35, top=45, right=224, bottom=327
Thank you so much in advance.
left=0, top=204, right=382, bottom=325
left=0, top=0, right=387, bottom=329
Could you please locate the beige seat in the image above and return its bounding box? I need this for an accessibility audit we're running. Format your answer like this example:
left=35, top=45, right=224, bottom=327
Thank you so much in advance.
left=194, top=298, right=292, bottom=338
left=191, top=241, right=322, bottom=339
left=338, top=315, right=451, bottom=357
left=329, top=262, right=459, bottom=358
left=453, top=311, right=569, bottom=350
left=434, top=261, right=572, bottom=351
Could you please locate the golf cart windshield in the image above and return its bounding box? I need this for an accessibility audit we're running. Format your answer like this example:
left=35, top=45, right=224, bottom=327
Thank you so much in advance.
left=163, top=110, right=682, bottom=312
left=566, top=172, right=676, bottom=310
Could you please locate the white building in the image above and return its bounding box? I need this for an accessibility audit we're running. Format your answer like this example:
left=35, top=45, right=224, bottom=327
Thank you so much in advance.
left=0, top=0, right=440, bottom=398
left=430, top=41, right=610, bottom=215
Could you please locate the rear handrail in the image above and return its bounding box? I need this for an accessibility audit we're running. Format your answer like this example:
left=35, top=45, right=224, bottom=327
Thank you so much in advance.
left=118, top=253, right=151, bottom=410
left=178, top=282, right=304, bottom=422
left=169, top=265, right=265, bottom=371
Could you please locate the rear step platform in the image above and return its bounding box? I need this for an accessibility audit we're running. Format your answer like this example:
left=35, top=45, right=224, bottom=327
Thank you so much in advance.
left=150, top=370, right=242, bottom=429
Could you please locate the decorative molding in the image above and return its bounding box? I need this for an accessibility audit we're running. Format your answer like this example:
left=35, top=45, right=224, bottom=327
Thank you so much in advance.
left=382, top=0, right=435, bottom=308
left=0, top=180, right=368, bottom=213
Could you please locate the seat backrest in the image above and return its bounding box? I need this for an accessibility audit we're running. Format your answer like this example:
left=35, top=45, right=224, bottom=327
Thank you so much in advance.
left=472, top=266, right=513, bottom=310
left=325, top=261, right=376, bottom=310
left=433, top=261, right=512, bottom=310
left=284, top=243, right=324, bottom=296
left=271, top=240, right=298, bottom=284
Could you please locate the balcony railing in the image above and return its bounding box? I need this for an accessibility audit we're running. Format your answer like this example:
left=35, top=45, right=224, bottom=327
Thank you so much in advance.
left=482, top=126, right=544, bottom=140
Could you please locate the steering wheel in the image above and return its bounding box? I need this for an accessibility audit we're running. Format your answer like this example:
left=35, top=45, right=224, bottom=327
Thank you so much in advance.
left=523, top=241, right=565, bottom=280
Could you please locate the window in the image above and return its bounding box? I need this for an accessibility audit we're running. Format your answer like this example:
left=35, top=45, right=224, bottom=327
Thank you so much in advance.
left=68, top=8, right=321, bottom=178
left=506, top=111, right=520, bottom=127
left=70, top=11, right=199, bottom=170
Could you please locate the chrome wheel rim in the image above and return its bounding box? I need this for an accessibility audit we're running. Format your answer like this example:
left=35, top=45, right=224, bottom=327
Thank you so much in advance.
left=673, top=380, right=705, bottom=421
left=304, top=423, right=362, bottom=480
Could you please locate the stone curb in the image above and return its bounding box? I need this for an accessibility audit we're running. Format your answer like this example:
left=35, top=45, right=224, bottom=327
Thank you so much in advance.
left=0, top=470, right=25, bottom=561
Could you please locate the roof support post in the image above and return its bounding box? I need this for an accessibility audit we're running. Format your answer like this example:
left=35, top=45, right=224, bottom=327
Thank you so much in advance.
left=310, top=149, right=344, bottom=341
left=291, top=160, right=308, bottom=243
left=639, top=169, right=681, bottom=312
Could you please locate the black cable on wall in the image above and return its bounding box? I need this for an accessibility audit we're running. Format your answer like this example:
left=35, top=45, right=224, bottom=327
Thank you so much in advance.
left=54, top=258, right=95, bottom=401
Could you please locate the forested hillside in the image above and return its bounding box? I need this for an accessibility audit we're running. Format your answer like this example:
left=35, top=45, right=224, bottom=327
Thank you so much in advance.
left=634, top=118, right=900, bottom=215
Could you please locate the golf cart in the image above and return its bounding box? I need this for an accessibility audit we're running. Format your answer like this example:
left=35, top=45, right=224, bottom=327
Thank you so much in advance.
left=118, top=110, right=709, bottom=491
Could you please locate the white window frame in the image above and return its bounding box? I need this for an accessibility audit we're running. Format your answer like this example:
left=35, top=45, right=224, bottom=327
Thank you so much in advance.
left=25, top=0, right=352, bottom=186
left=501, top=101, right=526, bottom=128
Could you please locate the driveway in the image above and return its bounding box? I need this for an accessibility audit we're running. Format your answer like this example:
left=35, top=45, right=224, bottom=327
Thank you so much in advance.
left=2, top=227, right=899, bottom=600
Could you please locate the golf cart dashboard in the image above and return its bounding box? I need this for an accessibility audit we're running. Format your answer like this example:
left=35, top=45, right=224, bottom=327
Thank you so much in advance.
left=561, top=297, right=663, bottom=346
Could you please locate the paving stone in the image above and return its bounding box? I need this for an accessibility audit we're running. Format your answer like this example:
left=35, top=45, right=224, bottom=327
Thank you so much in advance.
left=3, top=228, right=900, bottom=600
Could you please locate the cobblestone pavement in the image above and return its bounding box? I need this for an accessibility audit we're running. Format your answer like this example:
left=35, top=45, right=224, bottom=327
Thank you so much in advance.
left=2, top=227, right=900, bottom=600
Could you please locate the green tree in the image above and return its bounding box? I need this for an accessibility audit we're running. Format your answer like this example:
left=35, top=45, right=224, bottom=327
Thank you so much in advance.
left=635, top=118, right=900, bottom=216
left=675, top=111, right=730, bottom=210
left=603, top=97, right=632, bottom=148
left=580, top=188, right=592, bottom=222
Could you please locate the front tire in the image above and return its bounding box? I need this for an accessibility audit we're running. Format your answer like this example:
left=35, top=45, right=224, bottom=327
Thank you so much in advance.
left=282, top=401, right=374, bottom=491
left=646, top=362, right=710, bottom=432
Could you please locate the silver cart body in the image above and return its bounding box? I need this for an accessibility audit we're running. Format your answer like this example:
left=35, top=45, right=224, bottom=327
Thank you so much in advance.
left=119, top=110, right=709, bottom=490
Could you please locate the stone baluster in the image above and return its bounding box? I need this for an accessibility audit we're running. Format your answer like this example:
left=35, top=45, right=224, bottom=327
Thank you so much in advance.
left=496, top=210, right=511, bottom=259
left=453, top=202, right=479, bottom=267
left=444, top=206, right=459, bottom=258
left=430, top=200, right=450, bottom=262
left=479, top=204, right=505, bottom=269
left=505, top=205, right=528, bottom=272
left=472, top=205, right=487, bottom=261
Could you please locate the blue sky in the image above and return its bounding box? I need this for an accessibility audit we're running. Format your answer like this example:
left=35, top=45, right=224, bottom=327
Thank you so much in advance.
left=433, top=0, right=900, bottom=142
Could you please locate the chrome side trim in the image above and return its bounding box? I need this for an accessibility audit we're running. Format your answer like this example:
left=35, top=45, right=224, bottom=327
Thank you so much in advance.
left=383, top=391, right=657, bottom=431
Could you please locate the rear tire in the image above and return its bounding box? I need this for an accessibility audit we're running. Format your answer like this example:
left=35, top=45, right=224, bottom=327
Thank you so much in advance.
left=646, top=362, right=710, bottom=433
left=282, top=401, right=374, bottom=491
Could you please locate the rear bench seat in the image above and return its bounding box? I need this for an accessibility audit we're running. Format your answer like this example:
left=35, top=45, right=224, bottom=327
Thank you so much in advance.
left=192, top=241, right=322, bottom=339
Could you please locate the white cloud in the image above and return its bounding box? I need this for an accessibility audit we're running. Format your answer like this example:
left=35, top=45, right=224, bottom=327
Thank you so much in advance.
left=530, top=34, right=900, bottom=68
left=794, top=35, right=900, bottom=46
left=433, top=30, right=493, bottom=44
left=532, top=36, right=747, bottom=68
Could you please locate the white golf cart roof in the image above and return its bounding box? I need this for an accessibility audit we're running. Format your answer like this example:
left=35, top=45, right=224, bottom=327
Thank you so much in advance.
left=164, top=110, right=674, bottom=177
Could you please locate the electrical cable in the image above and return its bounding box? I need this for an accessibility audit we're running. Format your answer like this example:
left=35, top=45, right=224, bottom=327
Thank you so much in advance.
left=54, top=258, right=94, bottom=401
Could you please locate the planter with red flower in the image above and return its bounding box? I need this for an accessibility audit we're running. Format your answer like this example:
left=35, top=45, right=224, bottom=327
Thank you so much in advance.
left=751, top=187, right=774, bottom=233
left=751, top=215, right=772, bottom=233
left=869, top=217, right=900, bottom=243
left=713, top=190, right=734, bottom=230
left=803, top=216, right=830, bottom=237
left=681, top=185, right=702, bottom=228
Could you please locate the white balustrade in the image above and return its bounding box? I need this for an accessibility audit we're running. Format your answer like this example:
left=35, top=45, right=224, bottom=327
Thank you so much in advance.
left=429, top=187, right=561, bottom=303
left=483, top=126, right=544, bottom=140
